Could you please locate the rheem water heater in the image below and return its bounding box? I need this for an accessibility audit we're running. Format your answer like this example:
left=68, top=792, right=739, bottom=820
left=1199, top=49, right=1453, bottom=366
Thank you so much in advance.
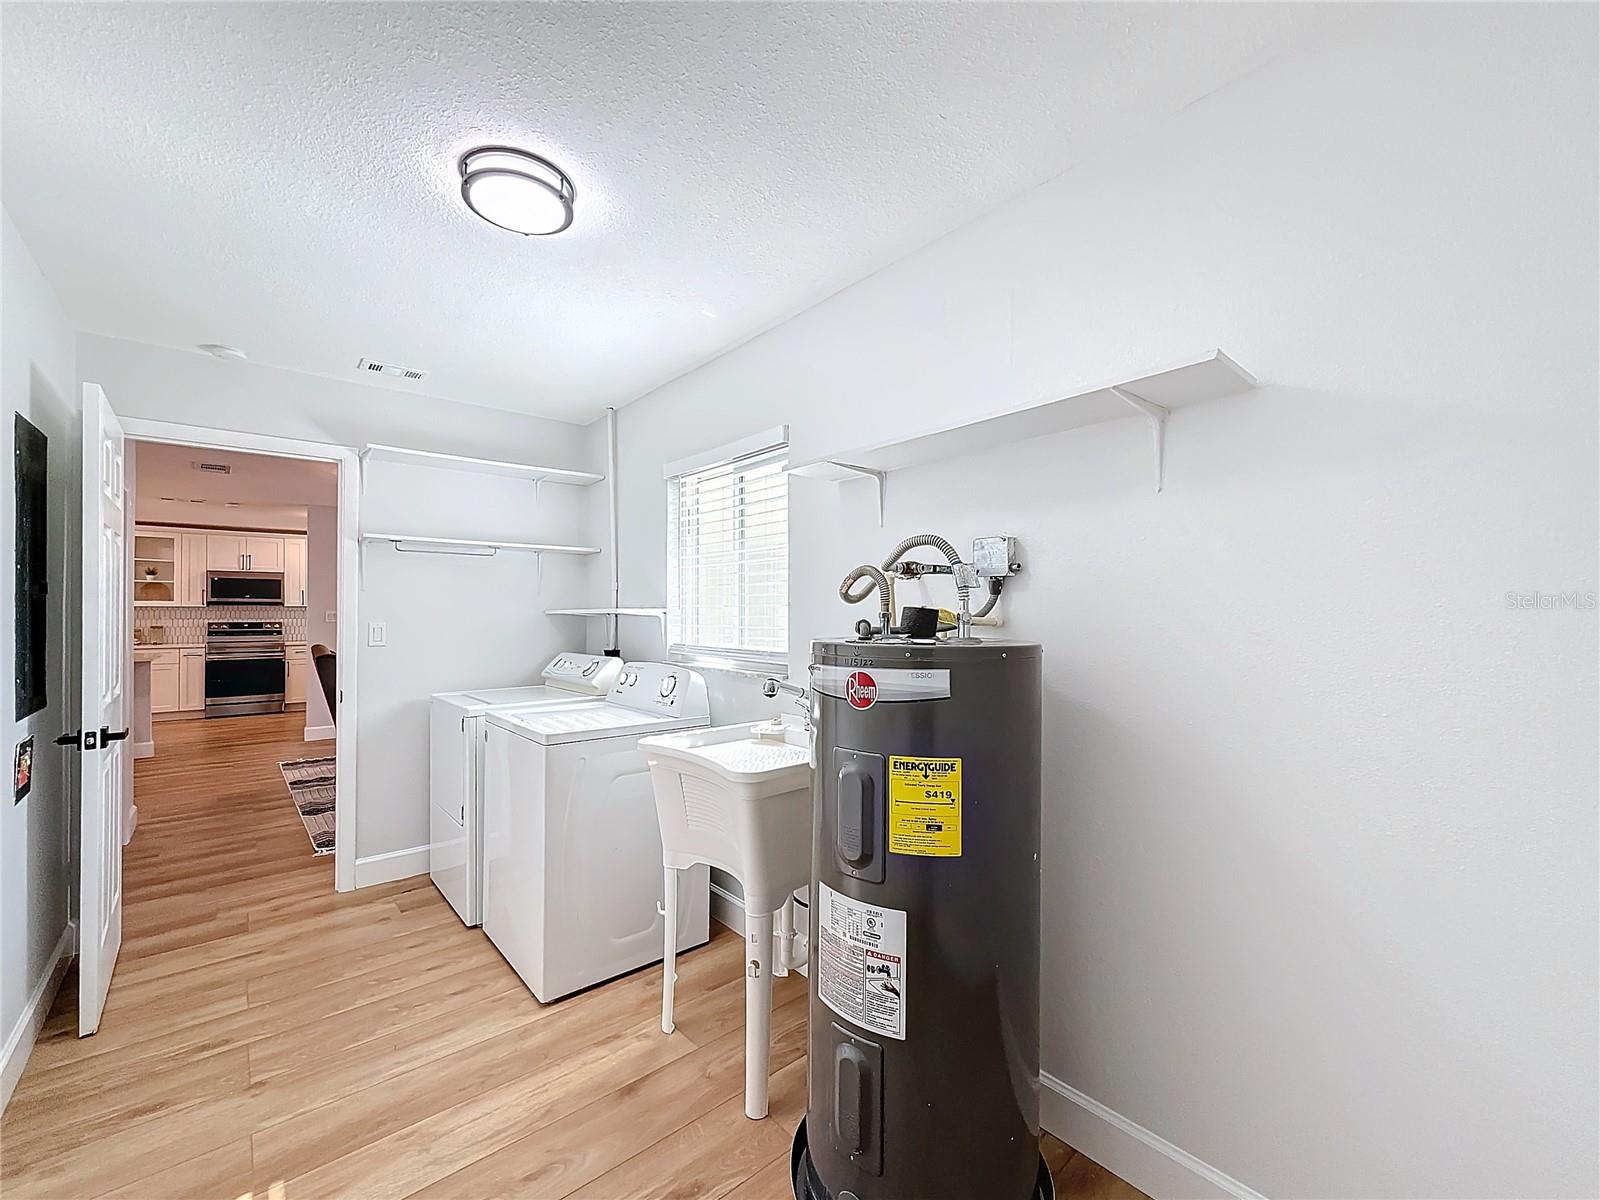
left=792, top=635, right=1050, bottom=1200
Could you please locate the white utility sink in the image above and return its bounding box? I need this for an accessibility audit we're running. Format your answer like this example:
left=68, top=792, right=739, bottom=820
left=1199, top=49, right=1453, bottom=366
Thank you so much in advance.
left=640, top=719, right=812, bottom=915
left=641, top=719, right=814, bottom=1119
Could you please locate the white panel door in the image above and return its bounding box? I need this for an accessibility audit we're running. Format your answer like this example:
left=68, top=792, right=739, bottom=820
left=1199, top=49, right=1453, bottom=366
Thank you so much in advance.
left=284, top=536, right=308, bottom=606
left=179, top=532, right=208, bottom=605
left=78, top=382, right=130, bottom=1036
left=207, top=534, right=246, bottom=571
left=245, top=536, right=284, bottom=572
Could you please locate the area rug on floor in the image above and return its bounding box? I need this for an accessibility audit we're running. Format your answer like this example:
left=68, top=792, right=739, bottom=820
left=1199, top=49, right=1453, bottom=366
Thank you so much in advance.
left=279, top=756, right=336, bottom=855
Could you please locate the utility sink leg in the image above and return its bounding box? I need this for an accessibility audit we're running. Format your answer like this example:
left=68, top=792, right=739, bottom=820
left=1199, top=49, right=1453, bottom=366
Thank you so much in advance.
left=661, top=865, right=679, bottom=1034
left=745, top=910, right=774, bottom=1119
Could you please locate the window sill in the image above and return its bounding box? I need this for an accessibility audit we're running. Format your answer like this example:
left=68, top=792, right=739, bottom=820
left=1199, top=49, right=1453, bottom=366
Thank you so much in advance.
left=668, top=649, right=790, bottom=679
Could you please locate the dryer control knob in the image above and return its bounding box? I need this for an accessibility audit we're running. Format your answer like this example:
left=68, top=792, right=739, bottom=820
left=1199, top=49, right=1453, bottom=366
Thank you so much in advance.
left=659, top=675, right=678, bottom=698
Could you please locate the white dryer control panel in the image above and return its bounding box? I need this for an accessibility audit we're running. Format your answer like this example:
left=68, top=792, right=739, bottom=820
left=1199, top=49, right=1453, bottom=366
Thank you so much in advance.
left=609, top=661, right=709, bottom=719
left=542, top=652, right=623, bottom=696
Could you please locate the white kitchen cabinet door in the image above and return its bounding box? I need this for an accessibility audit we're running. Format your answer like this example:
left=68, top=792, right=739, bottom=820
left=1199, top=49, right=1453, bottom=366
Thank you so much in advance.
left=179, top=533, right=208, bottom=606
left=207, top=534, right=247, bottom=571
left=150, top=654, right=181, bottom=714
left=180, top=650, right=205, bottom=711
left=284, top=537, right=308, bottom=606
left=286, top=647, right=309, bottom=705
left=245, top=536, right=284, bottom=572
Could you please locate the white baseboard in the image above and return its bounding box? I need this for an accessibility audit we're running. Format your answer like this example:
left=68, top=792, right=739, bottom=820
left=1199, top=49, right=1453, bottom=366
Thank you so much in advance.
left=303, top=723, right=336, bottom=742
left=133, top=740, right=155, bottom=760
left=1, top=923, right=75, bottom=1115
left=1040, top=1072, right=1263, bottom=1200
left=353, top=845, right=429, bottom=888
left=709, top=881, right=746, bottom=934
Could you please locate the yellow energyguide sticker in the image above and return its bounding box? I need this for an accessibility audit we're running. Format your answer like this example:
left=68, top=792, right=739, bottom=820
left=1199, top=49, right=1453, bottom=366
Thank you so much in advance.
left=888, top=756, right=963, bottom=857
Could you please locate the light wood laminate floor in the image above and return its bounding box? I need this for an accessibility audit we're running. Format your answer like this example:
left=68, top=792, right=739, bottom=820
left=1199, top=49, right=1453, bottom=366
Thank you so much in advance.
left=1, top=712, right=1146, bottom=1200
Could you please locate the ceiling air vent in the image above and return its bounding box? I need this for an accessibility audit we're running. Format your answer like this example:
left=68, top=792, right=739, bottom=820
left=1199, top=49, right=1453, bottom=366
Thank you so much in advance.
left=358, top=357, right=427, bottom=382
left=194, top=461, right=232, bottom=475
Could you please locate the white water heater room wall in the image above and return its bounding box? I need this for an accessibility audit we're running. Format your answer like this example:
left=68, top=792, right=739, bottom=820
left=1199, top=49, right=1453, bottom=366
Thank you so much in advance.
left=603, top=8, right=1598, bottom=1200
left=75, top=335, right=605, bottom=879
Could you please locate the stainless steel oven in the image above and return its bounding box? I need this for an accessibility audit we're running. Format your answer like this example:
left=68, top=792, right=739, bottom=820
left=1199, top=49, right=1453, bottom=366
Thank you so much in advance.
left=206, top=570, right=284, bottom=607
left=205, top=620, right=287, bottom=718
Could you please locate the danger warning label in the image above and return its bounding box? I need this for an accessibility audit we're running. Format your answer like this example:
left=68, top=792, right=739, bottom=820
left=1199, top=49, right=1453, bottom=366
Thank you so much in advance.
left=816, top=882, right=907, bottom=1040
left=888, top=756, right=963, bottom=857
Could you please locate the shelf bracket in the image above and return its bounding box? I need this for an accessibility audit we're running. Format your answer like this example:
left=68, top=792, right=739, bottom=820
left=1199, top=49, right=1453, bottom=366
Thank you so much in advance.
left=831, top=462, right=886, bottom=526
left=532, top=478, right=543, bottom=504
left=1110, top=386, right=1170, bottom=493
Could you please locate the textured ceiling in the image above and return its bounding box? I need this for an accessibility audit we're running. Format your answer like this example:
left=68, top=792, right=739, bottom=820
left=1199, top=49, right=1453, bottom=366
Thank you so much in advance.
left=3, top=3, right=1341, bottom=424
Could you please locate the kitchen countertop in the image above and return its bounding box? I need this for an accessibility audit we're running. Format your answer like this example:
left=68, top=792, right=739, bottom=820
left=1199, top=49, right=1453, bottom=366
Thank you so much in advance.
left=133, top=641, right=308, bottom=652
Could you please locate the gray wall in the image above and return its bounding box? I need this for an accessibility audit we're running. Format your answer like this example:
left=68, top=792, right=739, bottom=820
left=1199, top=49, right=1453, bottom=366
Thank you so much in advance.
left=600, top=8, right=1599, bottom=1197
left=2, top=210, right=79, bottom=1104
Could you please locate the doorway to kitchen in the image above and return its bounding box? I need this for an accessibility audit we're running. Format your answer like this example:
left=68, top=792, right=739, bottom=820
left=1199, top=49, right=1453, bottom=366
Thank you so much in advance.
left=120, top=419, right=360, bottom=893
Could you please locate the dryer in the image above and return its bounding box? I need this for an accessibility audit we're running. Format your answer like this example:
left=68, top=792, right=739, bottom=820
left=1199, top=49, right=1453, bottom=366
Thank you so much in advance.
left=481, top=661, right=711, bottom=1002
left=429, top=652, right=622, bottom=926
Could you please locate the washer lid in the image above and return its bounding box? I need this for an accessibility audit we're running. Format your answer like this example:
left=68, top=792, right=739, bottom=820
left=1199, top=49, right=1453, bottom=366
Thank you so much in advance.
left=486, top=701, right=708, bottom=745
left=435, top=684, right=593, bottom=713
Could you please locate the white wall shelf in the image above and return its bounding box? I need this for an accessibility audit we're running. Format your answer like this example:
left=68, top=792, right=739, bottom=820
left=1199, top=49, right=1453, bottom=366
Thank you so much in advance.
left=546, top=607, right=669, bottom=639
left=360, top=533, right=601, bottom=556
left=788, top=350, right=1256, bottom=517
left=360, top=444, right=604, bottom=489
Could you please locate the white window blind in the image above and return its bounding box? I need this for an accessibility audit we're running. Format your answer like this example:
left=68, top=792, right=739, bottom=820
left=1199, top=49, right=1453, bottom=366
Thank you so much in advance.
left=667, top=441, right=788, bottom=671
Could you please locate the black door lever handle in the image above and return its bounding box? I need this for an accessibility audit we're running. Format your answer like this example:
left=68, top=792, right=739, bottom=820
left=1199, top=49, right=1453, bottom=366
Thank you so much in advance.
left=100, top=727, right=131, bottom=743
left=54, top=730, right=82, bottom=748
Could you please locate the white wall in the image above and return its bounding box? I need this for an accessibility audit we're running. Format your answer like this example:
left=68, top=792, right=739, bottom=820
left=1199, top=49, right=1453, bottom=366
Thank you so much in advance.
left=604, top=7, right=1598, bottom=1197
left=304, top=504, right=337, bottom=735
left=1, top=210, right=79, bottom=1107
left=76, top=335, right=602, bottom=873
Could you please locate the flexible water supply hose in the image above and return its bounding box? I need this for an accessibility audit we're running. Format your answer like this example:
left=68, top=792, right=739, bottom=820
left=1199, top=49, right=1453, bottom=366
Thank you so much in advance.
left=842, top=533, right=970, bottom=607
left=839, top=564, right=894, bottom=630
left=972, top=578, right=1003, bottom=618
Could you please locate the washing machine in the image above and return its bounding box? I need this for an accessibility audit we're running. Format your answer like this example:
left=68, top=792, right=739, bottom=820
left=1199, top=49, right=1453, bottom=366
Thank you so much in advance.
left=481, top=661, right=712, bottom=1002
left=429, top=652, right=623, bottom=926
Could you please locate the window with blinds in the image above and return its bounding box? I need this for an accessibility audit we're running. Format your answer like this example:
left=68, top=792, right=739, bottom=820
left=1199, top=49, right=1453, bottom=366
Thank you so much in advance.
left=667, top=440, right=788, bottom=671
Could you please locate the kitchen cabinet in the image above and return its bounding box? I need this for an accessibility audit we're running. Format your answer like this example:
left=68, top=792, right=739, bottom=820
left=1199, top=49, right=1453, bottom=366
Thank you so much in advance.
left=286, top=645, right=310, bottom=706
left=180, top=650, right=205, bottom=712
left=283, top=536, right=308, bottom=607
left=206, top=534, right=283, bottom=572
left=246, top=536, right=284, bottom=572
left=136, top=526, right=301, bottom=606
left=207, top=534, right=247, bottom=571
left=149, top=648, right=181, bottom=714
left=132, top=530, right=178, bottom=604
left=179, top=532, right=208, bottom=606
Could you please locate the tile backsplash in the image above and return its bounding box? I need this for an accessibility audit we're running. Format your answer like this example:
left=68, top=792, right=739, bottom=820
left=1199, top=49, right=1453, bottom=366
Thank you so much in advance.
left=134, top=606, right=308, bottom=645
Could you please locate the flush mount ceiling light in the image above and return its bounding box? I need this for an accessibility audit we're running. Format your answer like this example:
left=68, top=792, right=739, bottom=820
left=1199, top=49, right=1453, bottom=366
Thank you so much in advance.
left=459, top=146, right=575, bottom=236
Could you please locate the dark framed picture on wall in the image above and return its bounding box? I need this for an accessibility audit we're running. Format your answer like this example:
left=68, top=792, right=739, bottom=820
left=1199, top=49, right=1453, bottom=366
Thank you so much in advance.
left=15, top=413, right=48, bottom=719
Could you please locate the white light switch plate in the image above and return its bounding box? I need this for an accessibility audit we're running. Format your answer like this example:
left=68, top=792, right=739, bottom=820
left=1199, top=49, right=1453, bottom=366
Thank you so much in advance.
left=367, top=621, right=387, bottom=647
left=325, top=611, right=337, bottom=624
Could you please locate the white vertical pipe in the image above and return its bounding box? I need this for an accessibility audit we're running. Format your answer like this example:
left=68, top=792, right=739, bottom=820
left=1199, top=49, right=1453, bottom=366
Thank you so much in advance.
left=774, top=895, right=793, bottom=976
left=605, top=406, right=620, bottom=653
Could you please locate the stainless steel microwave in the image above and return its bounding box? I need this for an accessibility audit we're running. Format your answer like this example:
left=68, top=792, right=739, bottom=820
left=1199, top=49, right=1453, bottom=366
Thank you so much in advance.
left=206, top=570, right=285, bottom=606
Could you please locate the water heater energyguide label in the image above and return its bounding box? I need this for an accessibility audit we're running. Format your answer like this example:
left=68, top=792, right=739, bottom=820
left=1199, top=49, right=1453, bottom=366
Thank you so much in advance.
left=888, top=756, right=963, bottom=857
left=816, top=882, right=907, bottom=1040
